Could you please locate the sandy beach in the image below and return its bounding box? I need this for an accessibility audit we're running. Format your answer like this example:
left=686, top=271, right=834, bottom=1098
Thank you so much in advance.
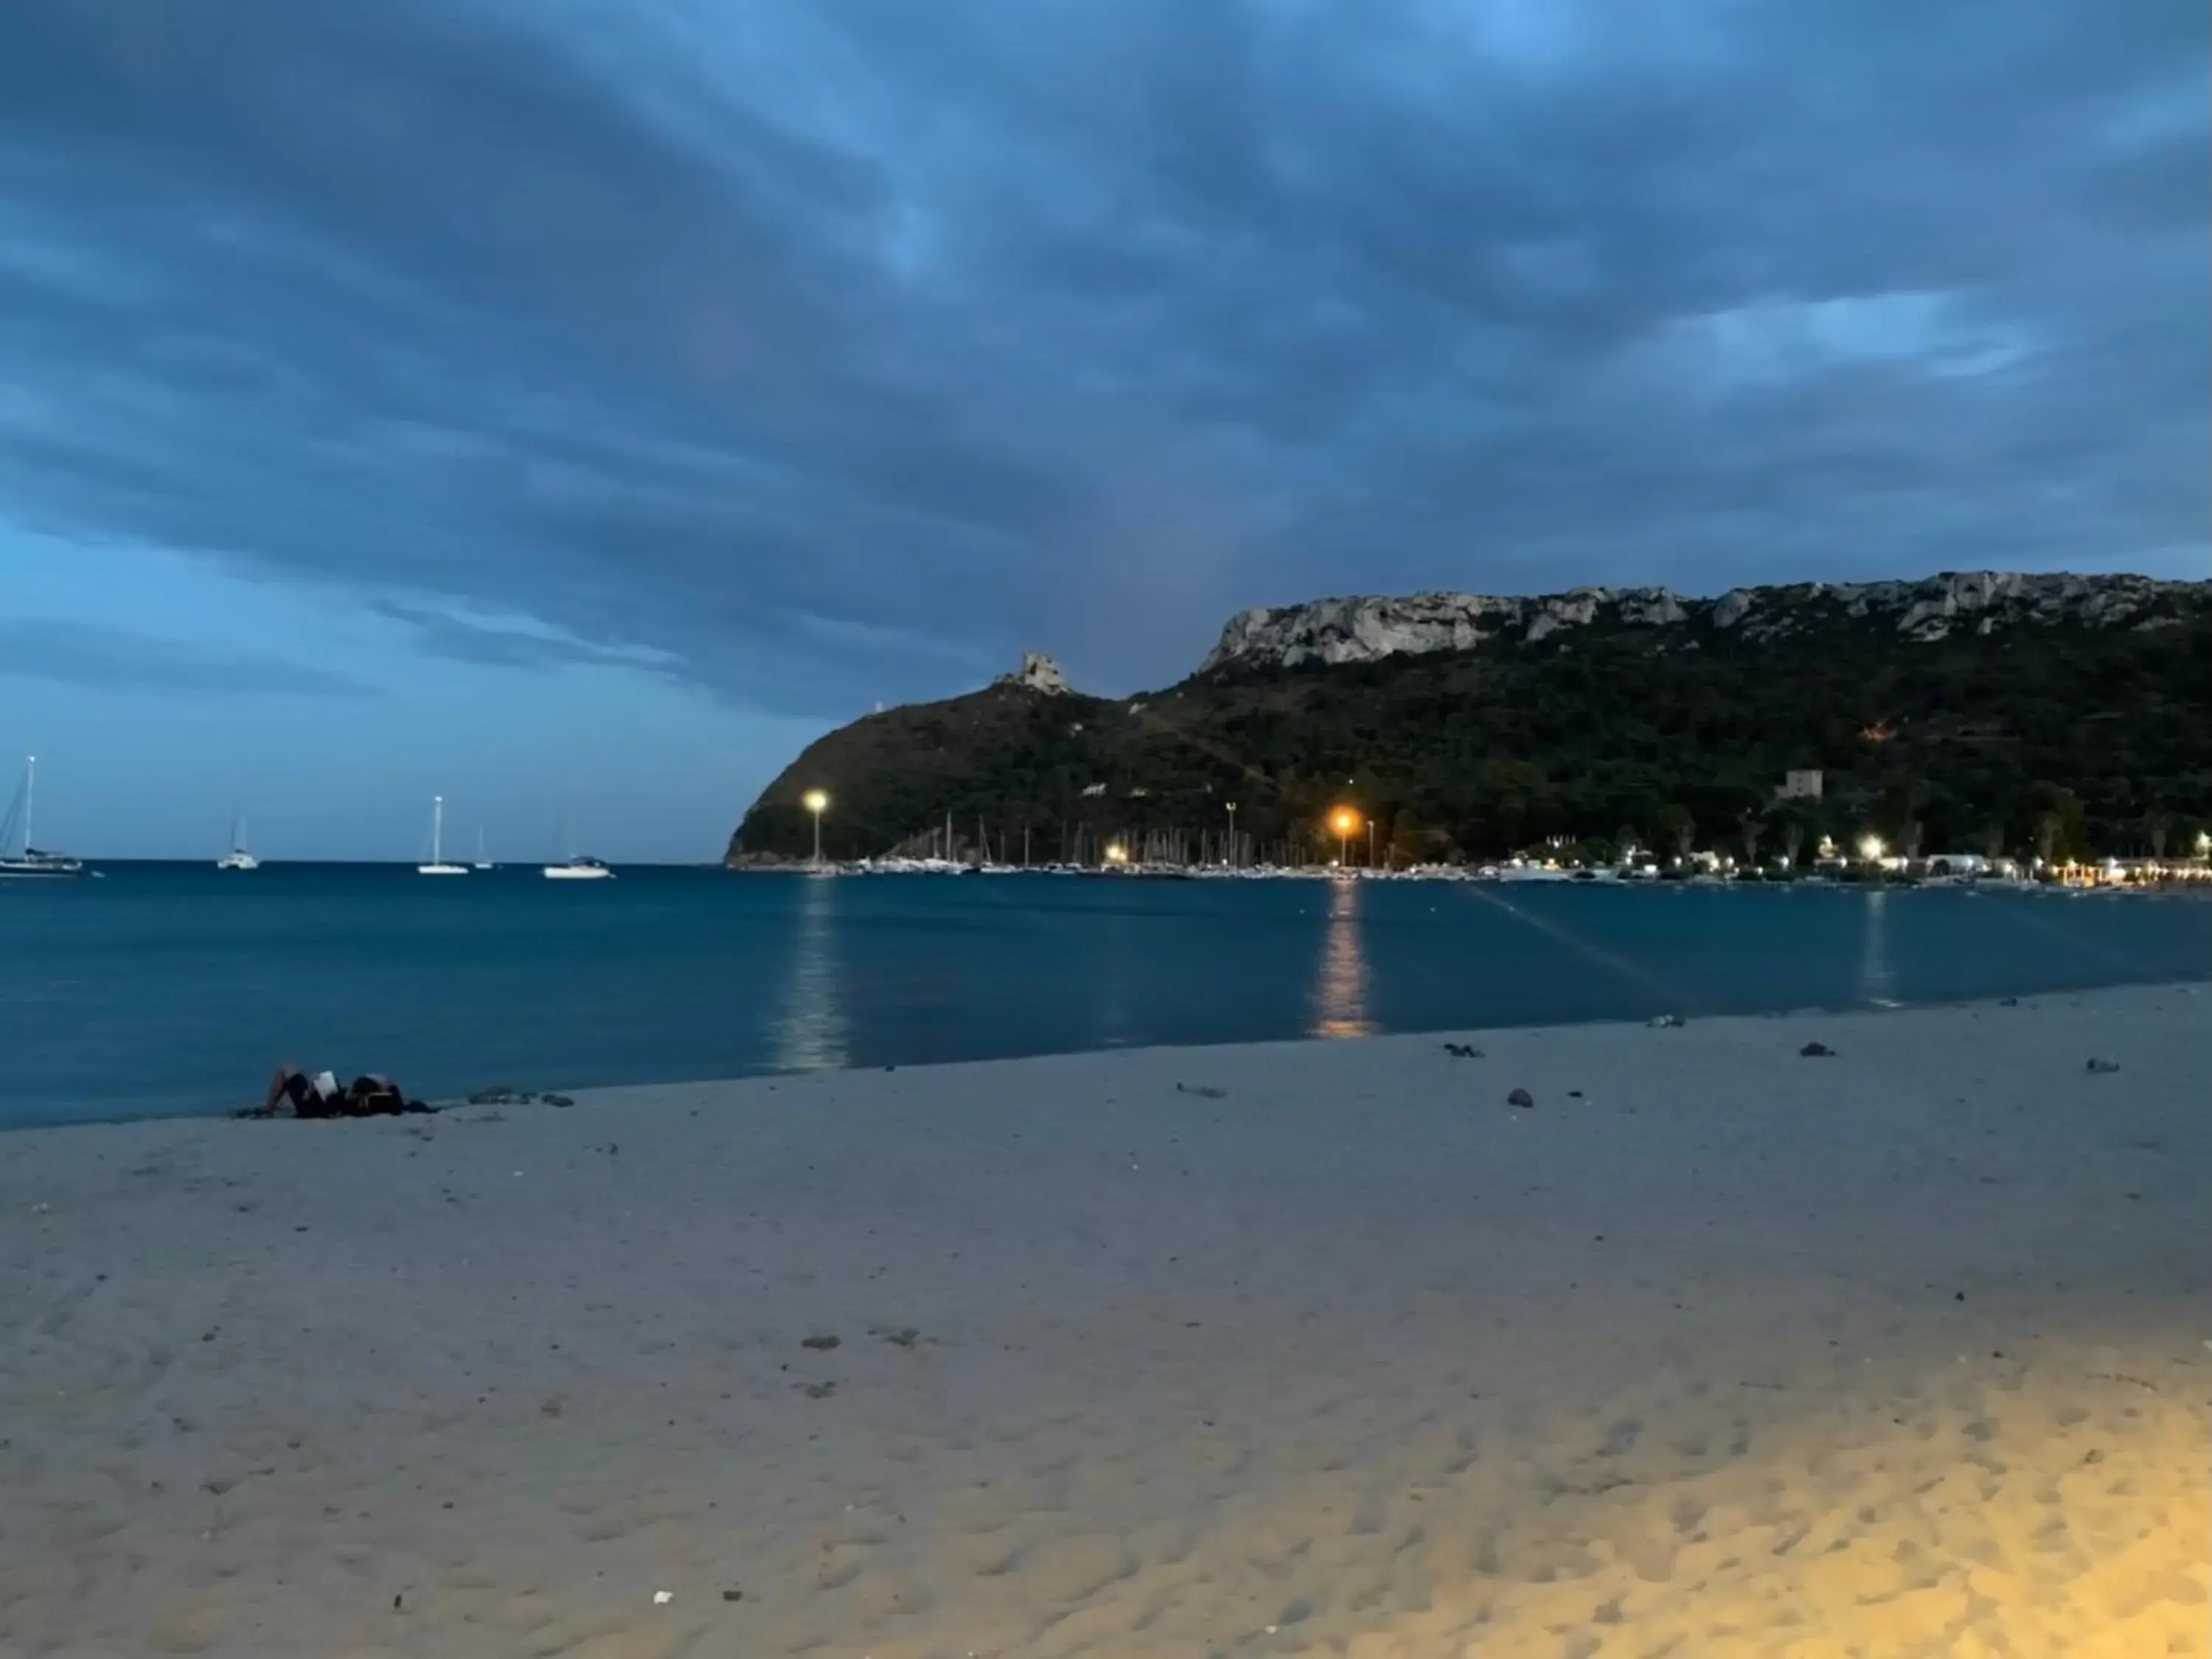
left=1, top=987, right=2205, bottom=1658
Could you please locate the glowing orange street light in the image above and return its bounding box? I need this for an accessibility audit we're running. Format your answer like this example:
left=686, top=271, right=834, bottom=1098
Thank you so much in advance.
left=802, top=789, right=829, bottom=864
left=1329, top=805, right=1361, bottom=867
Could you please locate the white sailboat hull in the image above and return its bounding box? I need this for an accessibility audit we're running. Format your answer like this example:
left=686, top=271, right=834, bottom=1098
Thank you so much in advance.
left=417, top=863, right=470, bottom=876
left=0, top=856, right=84, bottom=880
left=543, top=863, right=613, bottom=880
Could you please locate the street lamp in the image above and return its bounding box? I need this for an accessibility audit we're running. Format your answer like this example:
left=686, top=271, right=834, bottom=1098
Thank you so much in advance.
left=1857, top=832, right=1885, bottom=864
left=802, top=789, right=829, bottom=866
left=1329, top=806, right=1360, bottom=868
left=1104, top=841, right=1129, bottom=866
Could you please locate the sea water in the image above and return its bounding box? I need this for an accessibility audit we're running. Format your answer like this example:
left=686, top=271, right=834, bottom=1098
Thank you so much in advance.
left=2, top=865, right=2207, bottom=1127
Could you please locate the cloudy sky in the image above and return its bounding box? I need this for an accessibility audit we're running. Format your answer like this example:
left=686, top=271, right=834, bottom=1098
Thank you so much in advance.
left=1, top=1, right=2204, bottom=859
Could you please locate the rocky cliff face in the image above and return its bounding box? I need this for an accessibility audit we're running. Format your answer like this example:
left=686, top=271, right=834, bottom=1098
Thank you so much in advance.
left=994, top=650, right=1073, bottom=694
left=1198, top=571, right=2207, bottom=674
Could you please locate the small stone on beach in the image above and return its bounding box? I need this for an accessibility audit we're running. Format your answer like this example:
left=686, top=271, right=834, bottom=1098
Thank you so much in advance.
left=1507, top=1088, right=1535, bottom=1109
left=1801, top=1042, right=1835, bottom=1057
left=2086, top=1057, right=2121, bottom=1074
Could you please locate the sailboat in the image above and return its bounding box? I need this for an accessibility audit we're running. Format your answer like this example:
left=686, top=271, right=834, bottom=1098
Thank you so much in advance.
left=543, top=855, right=613, bottom=880
left=472, top=827, right=494, bottom=871
left=417, top=795, right=470, bottom=875
left=543, top=815, right=613, bottom=880
left=0, top=757, right=86, bottom=879
left=217, top=813, right=260, bottom=872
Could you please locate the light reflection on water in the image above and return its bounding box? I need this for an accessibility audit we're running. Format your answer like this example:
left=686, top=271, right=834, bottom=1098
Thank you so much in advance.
left=1310, top=876, right=1374, bottom=1038
left=772, top=872, right=849, bottom=1069
left=1858, top=887, right=1898, bottom=1006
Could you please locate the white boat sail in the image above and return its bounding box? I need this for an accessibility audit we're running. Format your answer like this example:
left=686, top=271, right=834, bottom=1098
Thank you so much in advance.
left=473, top=827, right=493, bottom=871
left=0, top=757, right=86, bottom=879
left=417, top=795, right=470, bottom=875
left=217, top=813, right=260, bottom=872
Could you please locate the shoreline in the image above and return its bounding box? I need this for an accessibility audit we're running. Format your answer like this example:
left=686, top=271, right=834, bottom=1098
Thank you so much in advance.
left=735, top=859, right=2212, bottom=894
left=10, top=967, right=2212, bottom=1135
left=3, top=985, right=2205, bottom=1655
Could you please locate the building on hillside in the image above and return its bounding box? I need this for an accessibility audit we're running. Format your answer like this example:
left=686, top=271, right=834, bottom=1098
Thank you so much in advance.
left=1774, top=769, right=1824, bottom=801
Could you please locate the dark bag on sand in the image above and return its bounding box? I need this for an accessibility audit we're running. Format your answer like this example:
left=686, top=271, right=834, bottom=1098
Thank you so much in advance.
left=340, top=1078, right=436, bottom=1117
left=342, top=1077, right=403, bottom=1116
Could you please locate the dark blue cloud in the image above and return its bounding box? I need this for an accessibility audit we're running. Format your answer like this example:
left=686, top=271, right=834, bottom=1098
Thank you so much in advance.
left=0, top=618, right=373, bottom=698
left=0, top=0, right=2203, bottom=714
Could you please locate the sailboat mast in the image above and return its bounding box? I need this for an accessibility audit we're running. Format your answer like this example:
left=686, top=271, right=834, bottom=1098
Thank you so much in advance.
left=432, top=795, right=444, bottom=863
left=23, top=756, right=34, bottom=850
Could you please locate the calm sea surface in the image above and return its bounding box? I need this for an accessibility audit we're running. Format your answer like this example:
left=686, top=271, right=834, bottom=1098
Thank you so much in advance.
left=3, top=864, right=2208, bottom=1127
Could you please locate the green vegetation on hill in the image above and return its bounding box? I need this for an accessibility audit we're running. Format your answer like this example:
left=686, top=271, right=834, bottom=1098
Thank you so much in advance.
left=731, top=606, right=2212, bottom=866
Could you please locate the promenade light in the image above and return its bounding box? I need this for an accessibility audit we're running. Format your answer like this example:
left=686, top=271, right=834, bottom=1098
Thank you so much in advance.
left=802, top=790, right=830, bottom=865
left=1329, top=806, right=1360, bottom=867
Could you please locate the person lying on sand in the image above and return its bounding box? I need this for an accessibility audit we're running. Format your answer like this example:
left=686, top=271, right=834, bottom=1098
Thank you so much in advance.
left=248, top=1067, right=434, bottom=1119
